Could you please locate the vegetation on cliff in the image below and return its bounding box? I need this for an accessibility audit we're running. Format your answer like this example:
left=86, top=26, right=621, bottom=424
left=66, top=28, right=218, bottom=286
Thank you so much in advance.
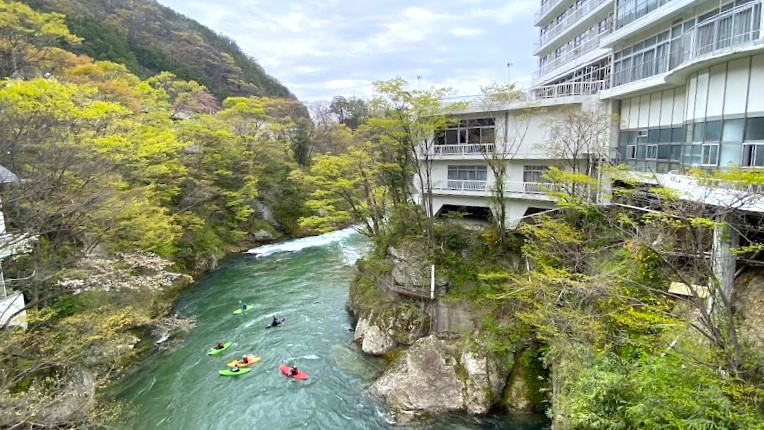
left=304, top=77, right=764, bottom=426
left=20, top=0, right=295, bottom=101
left=0, top=2, right=312, bottom=427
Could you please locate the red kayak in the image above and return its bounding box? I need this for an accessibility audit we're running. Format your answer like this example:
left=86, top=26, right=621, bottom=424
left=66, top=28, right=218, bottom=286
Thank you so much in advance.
left=279, top=364, right=308, bottom=380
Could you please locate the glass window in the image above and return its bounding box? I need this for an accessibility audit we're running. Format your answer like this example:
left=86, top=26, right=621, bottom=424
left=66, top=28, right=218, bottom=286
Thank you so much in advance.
left=745, top=117, right=764, bottom=140
left=627, top=145, right=637, bottom=159
left=672, top=126, right=683, bottom=142
left=646, top=144, right=658, bottom=159
left=705, top=120, right=722, bottom=141
left=692, top=122, right=705, bottom=141
left=720, top=142, right=742, bottom=167
left=685, top=123, right=694, bottom=142
left=658, top=143, right=671, bottom=159
left=659, top=128, right=672, bottom=142
left=648, top=129, right=661, bottom=143
left=701, top=144, right=719, bottom=165
left=670, top=144, right=682, bottom=161
left=742, top=144, right=764, bottom=166
left=722, top=118, right=745, bottom=142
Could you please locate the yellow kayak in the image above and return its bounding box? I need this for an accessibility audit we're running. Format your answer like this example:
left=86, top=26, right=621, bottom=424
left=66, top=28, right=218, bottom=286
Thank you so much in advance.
left=226, top=355, right=261, bottom=368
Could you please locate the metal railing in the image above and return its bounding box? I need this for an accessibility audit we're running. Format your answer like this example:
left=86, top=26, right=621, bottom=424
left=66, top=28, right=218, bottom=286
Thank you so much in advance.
left=431, top=180, right=488, bottom=192
left=535, top=0, right=565, bottom=23
left=428, top=180, right=561, bottom=198
left=613, top=2, right=762, bottom=87
left=534, top=0, right=610, bottom=51
left=534, top=32, right=609, bottom=78
left=440, top=80, right=607, bottom=109
left=427, top=144, right=495, bottom=156
left=615, top=0, right=674, bottom=29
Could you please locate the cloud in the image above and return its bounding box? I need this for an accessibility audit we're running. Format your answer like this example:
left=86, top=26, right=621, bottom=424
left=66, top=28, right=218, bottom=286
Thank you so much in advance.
left=156, top=0, right=538, bottom=101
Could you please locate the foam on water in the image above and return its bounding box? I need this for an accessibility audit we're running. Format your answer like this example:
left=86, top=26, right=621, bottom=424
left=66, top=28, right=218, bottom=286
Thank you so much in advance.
left=246, top=227, right=359, bottom=258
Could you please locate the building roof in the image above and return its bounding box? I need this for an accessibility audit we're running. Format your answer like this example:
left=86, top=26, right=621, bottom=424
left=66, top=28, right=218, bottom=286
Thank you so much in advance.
left=0, top=165, right=18, bottom=184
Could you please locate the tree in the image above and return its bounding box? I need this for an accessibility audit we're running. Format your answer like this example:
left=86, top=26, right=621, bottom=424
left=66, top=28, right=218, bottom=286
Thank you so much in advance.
left=0, top=0, right=81, bottom=78
left=369, top=77, right=465, bottom=245
left=543, top=105, right=612, bottom=204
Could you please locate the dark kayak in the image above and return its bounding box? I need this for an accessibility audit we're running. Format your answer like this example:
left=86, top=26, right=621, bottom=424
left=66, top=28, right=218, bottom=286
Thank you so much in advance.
left=265, top=317, right=286, bottom=329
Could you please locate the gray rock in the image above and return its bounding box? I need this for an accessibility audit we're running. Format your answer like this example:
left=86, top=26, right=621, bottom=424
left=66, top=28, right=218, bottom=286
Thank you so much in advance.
left=252, top=229, right=274, bottom=242
left=361, top=324, right=397, bottom=355
left=252, top=200, right=278, bottom=225
left=370, top=335, right=507, bottom=415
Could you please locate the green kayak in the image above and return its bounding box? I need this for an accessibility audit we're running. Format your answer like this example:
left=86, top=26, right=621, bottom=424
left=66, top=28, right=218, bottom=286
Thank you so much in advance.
left=233, top=305, right=253, bottom=315
left=219, top=367, right=251, bottom=376
left=207, top=341, right=232, bottom=355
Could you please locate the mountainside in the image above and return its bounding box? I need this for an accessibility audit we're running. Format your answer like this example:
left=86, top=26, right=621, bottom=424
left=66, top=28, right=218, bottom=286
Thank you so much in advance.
left=22, top=0, right=295, bottom=101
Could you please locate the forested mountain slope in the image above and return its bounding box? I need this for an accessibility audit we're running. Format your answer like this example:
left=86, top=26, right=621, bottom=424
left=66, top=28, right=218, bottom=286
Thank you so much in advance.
left=22, top=0, right=294, bottom=101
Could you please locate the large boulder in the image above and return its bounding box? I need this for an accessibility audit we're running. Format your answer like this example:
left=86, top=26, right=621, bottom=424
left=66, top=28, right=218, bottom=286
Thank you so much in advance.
left=354, top=317, right=396, bottom=355
left=369, top=335, right=510, bottom=416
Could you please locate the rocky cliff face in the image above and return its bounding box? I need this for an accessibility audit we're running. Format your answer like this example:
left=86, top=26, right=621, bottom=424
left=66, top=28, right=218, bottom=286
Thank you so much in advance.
left=369, top=335, right=510, bottom=416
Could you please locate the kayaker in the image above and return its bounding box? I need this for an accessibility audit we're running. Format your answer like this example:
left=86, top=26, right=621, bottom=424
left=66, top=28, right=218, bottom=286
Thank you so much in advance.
left=239, top=300, right=247, bottom=310
left=241, top=355, right=249, bottom=364
left=231, top=364, right=240, bottom=373
left=270, top=316, right=280, bottom=327
left=215, top=341, right=225, bottom=349
left=289, top=366, right=298, bottom=377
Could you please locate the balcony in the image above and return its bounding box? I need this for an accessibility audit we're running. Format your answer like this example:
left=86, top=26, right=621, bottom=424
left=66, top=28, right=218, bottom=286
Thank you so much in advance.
left=420, top=144, right=495, bottom=157
left=534, top=33, right=610, bottom=79
left=535, top=0, right=566, bottom=24
left=534, top=0, right=610, bottom=53
left=615, top=0, right=675, bottom=30
left=612, top=1, right=762, bottom=88
left=440, top=80, right=608, bottom=114
left=429, top=180, right=560, bottom=201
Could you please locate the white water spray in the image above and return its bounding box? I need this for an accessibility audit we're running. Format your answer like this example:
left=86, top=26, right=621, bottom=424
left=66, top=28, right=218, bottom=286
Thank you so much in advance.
left=246, top=227, right=360, bottom=258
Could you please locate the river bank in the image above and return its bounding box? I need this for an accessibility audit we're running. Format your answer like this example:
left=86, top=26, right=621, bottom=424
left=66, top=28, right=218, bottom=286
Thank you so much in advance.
left=111, top=229, right=548, bottom=429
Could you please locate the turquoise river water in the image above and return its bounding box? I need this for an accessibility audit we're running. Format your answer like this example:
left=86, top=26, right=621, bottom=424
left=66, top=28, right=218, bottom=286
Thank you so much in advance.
left=113, top=228, right=548, bottom=429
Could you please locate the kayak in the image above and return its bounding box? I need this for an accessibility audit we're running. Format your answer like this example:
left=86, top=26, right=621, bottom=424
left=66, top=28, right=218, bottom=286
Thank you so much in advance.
left=227, top=355, right=261, bottom=368
left=219, top=367, right=252, bottom=376
left=207, top=341, right=232, bottom=355
left=279, top=364, right=308, bottom=380
left=233, top=304, right=253, bottom=315
left=265, top=317, right=286, bottom=329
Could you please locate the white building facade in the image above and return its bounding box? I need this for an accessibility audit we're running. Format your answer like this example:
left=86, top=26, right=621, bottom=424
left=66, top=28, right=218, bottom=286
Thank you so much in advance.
left=425, top=0, right=764, bottom=227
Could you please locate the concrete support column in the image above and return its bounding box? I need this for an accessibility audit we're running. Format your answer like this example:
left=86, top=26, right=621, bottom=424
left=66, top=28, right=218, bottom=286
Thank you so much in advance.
left=712, top=215, right=738, bottom=306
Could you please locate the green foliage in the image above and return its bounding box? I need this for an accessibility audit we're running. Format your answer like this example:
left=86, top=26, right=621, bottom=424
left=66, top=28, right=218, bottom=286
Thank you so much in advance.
left=22, top=0, right=295, bottom=101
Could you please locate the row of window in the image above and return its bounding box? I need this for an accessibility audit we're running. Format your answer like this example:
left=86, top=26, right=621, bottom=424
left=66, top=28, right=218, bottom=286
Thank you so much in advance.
left=446, top=165, right=550, bottom=182
left=435, top=118, right=496, bottom=146
left=619, top=116, right=764, bottom=166
left=612, top=0, right=761, bottom=86
left=615, top=0, right=674, bottom=29
left=620, top=117, right=764, bottom=145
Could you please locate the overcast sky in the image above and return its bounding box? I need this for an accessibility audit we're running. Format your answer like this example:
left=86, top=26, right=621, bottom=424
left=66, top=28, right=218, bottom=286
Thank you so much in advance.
left=156, top=0, right=539, bottom=102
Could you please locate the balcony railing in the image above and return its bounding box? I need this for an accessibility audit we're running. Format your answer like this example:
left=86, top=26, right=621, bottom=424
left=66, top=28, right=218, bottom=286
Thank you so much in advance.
left=535, top=0, right=565, bottom=23
left=613, top=1, right=762, bottom=87
left=440, top=80, right=608, bottom=110
left=534, top=0, right=609, bottom=51
left=425, top=144, right=495, bottom=156
left=533, top=32, right=609, bottom=78
left=428, top=180, right=560, bottom=198
left=431, top=180, right=488, bottom=192
left=615, top=0, right=675, bottom=29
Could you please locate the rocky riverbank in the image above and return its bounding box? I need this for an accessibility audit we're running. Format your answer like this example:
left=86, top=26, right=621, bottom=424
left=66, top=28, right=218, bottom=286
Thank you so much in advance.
left=348, top=244, right=547, bottom=418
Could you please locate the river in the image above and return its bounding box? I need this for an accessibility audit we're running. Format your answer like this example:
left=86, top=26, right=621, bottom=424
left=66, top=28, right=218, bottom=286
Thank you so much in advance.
left=113, top=228, right=548, bottom=429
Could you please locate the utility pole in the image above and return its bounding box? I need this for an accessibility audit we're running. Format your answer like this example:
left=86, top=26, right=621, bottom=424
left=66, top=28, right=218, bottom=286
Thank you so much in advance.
left=506, top=62, right=513, bottom=85
left=417, top=75, right=422, bottom=91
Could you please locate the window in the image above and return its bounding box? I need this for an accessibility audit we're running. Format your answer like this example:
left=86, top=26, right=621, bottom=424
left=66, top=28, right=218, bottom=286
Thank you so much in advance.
left=436, top=118, right=496, bottom=146
left=745, top=117, right=764, bottom=140
left=524, top=165, right=550, bottom=193
left=447, top=165, right=487, bottom=181
left=627, top=145, right=637, bottom=159
left=722, top=118, right=745, bottom=142
left=705, top=120, right=722, bottom=141
left=742, top=143, right=764, bottom=166
left=659, top=127, right=673, bottom=142
left=646, top=144, right=658, bottom=159
left=701, top=143, right=719, bottom=165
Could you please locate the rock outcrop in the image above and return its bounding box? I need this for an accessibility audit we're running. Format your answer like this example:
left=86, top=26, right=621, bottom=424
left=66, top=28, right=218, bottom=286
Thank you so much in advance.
left=369, top=335, right=510, bottom=416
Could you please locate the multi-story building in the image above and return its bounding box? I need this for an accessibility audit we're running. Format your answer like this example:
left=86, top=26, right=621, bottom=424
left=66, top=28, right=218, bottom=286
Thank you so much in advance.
left=425, top=0, right=764, bottom=230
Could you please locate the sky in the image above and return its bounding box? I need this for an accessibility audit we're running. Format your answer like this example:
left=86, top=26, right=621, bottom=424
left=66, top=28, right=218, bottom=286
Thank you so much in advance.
left=155, top=0, right=539, bottom=102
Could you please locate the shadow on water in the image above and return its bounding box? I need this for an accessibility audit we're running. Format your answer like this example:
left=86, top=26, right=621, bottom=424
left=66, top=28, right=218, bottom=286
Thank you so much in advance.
left=111, top=228, right=550, bottom=429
